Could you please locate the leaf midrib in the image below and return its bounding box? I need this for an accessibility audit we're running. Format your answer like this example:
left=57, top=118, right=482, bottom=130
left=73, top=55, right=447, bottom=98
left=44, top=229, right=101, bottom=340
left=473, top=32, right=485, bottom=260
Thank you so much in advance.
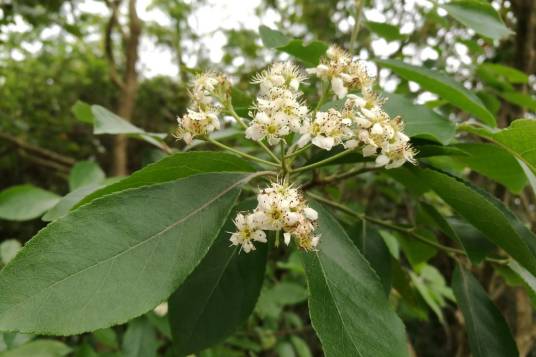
left=0, top=174, right=250, bottom=318
left=315, top=253, right=364, bottom=357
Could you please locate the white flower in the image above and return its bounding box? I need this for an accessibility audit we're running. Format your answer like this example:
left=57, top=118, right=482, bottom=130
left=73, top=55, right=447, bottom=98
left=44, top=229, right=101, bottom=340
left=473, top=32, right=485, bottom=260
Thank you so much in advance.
left=252, top=62, right=307, bottom=95
left=303, top=207, right=318, bottom=221
left=153, top=302, right=168, bottom=317
left=301, top=109, right=354, bottom=150
left=174, top=109, right=221, bottom=144
left=248, top=64, right=310, bottom=146
left=230, top=181, right=319, bottom=253
left=230, top=213, right=268, bottom=253
left=331, top=76, right=347, bottom=98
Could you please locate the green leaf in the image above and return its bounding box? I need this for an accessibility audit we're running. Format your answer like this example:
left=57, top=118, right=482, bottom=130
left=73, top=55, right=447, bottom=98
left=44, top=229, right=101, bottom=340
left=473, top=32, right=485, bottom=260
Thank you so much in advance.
left=259, top=25, right=289, bottom=48
left=349, top=222, right=392, bottom=294
left=397, top=229, right=438, bottom=268
left=478, top=63, right=528, bottom=84
left=0, top=340, right=71, bottom=357
left=168, top=201, right=267, bottom=356
left=414, top=167, right=536, bottom=276
left=419, top=202, right=494, bottom=264
left=500, top=92, right=536, bottom=111
left=72, top=102, right=167, bottom=151
left=448, top=219, right=496, bottom=264
left=71, top=101, right=93, bottom=124
left=0, top=173, right=251, bottom=335
left=0, top=185, right=60, bottom=221
left=76, top=152, right=254, bottom=208
left=290, top=336, right=312, bottom=357
left=383, top=93, right=456, bottom=144
left=68, top=161, right=105, bottom=191
left=410, top=266, right=451, bottom=323
left=259, top=26, right=328, bottom=66
left=414, top=144, right=468, bottom=159
left=450, top=143, right=527, bottom=193
left=442, top=1, right=513, bottom=41
left=0, top=240, right=21, bottom=266
left=460, top=119, right=536, bottom=173
left=42, top=185, right=101, bottom=222
left=93, top=328, right=118, bottom=349
left=123, top=318, right=158, bottom=357
left=302, top=203, right=408, bottom=357
left=452, top=265, right=518, bottom=357
left=376, top=59, right=496, bottom=126
left=365, top=21, right=406, bottom=41
left=256, top=282, right=308, bottom=319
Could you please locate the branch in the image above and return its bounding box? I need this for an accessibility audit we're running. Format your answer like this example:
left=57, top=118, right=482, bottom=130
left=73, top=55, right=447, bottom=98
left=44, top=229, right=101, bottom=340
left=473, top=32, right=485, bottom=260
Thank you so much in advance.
left=302, top=166, right=377, bottom=190
left=0, top=132, right=75, bottom=166
left=104, top=0, right=125, bottom=89
left=124, top=0, right=142, bottom=87
left=18, top=151, right=71, bottom=176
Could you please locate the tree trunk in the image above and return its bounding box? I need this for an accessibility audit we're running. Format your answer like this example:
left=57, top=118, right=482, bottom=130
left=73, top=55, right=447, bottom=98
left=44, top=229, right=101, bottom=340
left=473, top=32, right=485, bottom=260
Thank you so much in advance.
left=106, top=0, right=142, bottom=176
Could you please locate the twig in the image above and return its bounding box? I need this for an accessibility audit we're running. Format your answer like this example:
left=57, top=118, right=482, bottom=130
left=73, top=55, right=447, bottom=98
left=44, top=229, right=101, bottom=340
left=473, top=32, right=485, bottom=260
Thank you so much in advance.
left=0, top=132, right=75, bottom=166
left=291, top=149, right=354, bottom=173
left=302, top=166, right=376, bottom=190
left=206, top=137, right=280, bottom=167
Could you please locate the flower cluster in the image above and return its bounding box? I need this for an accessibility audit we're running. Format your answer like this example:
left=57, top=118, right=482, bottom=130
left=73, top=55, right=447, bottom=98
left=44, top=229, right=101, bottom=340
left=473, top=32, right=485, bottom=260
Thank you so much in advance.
left=307, top=45, right=373, bottom=99
left=245, top=62, right=309, bottom=145
left=173, top=45, right=415, bottom=169
left=299, top=46, right=416, bottom=168
left=230, top=182, right=319, bottom=253
left=343, top=94, right=416, bottom=168
left=174, top=72, right=229, bottom=144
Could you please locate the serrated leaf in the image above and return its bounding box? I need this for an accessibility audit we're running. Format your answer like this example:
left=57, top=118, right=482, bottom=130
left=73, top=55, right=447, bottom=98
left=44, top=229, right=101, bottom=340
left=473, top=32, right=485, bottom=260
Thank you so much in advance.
left=0, top=185, right=60, bottom=221
left=76, top=152, right=254, bottom=208
left=452, top=265, right=518, bottom=357
left=349, top=222, right=392, bottom=294
left=169, top=201, right=267, bottom=356
left=383, top=93, right=456, bottom=144
left=376, top=59, right=496, bottom=126
left=442, top=1, right=513, bottom=41
left=0, top=173, right=251, bottom=335
left=42, top=185, right=101, bottom=222
left=302, top=203, right=408, bottom=357
left=460, top=119, right=536, bottom=174
left=415, top=167, right=536, bottom=276
left=450, top=143, right=527, bottom=193
left=68, top=161, right=105, bottom=191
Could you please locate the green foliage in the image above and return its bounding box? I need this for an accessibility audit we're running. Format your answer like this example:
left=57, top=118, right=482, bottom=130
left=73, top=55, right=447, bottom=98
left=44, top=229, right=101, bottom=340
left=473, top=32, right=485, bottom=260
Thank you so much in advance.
left=461, top=119, right=536, bottom=173
left=77, top=152, right=254, bottom=207
left=1, top=1, right=534, bottom=356
left=258, top=26, right=328, bottom=66
left=0, top=340, right=71, bottom=357
left=452, top=266, right=518, bottom=357
left=68, top=161, right=105, bottom=191
left=302, top=204, right=408, bottom=357
left=383, top=93, right=455, bottom=145
left=377, top=59, right=496, bottom=126
left=0, top=185, right=60, bottom=221
left=442, top=1, right=513, bottom=40
left=415, top=168, right=536, bottom=275
left=169, top=202, right=267, bottom=356
left=0, top=173, right=248, bottom=334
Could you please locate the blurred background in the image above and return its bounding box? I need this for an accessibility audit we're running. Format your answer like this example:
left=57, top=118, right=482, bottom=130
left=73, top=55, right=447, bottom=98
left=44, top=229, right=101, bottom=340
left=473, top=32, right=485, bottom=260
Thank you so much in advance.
left=0, top=0, right=535, bottom=356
